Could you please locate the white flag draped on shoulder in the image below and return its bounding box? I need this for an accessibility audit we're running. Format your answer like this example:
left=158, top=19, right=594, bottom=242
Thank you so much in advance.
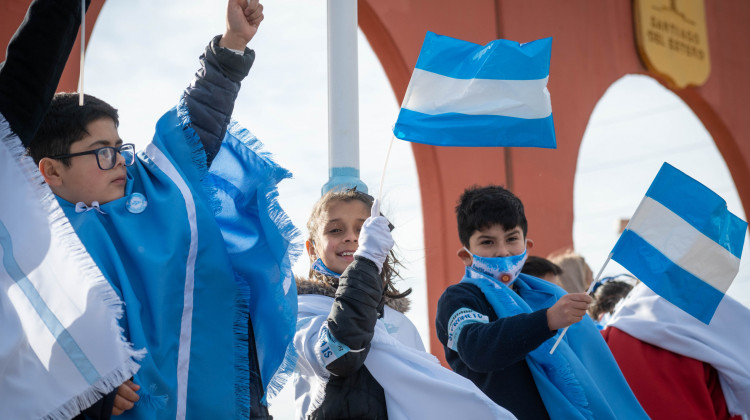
left=611, top=162, right=747, bottom=324
left=393, top=31, right=556, bottom=148
left=607, top=283, right=750, bottom=417
left=0, top=115, right=143, bottom=420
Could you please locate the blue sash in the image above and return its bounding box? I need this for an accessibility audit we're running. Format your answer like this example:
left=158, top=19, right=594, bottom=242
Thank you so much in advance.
left=461, top=270, right=648, bottom=420
left=59, top=101, right=298, bottom=419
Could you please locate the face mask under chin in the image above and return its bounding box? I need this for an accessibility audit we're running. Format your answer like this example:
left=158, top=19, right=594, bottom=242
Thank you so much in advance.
left=311, top=257, right=341, bottom=279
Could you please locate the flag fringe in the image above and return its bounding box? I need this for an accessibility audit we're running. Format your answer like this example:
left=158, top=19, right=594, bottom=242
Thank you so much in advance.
left=224, top=119, right=303, bottom=405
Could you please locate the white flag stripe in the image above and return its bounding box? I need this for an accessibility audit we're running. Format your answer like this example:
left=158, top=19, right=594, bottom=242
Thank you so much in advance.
left=628, top=197, right=740, bottom=293
left=146, top=143, right=197, bottom=420
left=402, top=69, right=551, bottom=119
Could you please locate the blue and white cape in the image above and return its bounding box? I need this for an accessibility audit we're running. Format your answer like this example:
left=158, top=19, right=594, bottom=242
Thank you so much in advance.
left=57, top=102, right=299, bottom=419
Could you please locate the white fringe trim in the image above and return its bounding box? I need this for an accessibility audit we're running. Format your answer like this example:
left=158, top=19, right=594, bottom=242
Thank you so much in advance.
left=1, top=113, right=145, bottom=419
left=41, top=355, right=146, bottom=420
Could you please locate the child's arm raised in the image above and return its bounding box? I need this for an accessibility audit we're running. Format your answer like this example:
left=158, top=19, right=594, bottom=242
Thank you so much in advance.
left=220, top=0, right=263, bottom=51
left=0, top=0, right=90, bottom=146
left=182, top=0, right=263, bottom=167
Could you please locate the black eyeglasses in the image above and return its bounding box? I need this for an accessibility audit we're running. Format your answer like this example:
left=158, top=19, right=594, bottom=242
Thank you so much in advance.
left=49, top=143, right=135, bottom=170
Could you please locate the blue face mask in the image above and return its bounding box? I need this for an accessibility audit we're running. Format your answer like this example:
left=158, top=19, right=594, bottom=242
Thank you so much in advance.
left=465, top=248, right=528, bottom=286
left=311, top=258, right=341, bottom=279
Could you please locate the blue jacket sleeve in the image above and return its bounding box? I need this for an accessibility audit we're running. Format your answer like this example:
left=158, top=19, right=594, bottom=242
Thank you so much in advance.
left=0, top=0, right=90, bottom=146
left=435, top=284, right=555, bottom=372
left=183, top=35, right=254, bottom=167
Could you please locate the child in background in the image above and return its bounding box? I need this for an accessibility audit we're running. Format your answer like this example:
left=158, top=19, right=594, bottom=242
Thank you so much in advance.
left=290, top=188, right=513, bottom=420
left=435, top=184, right=647, bottom=420
left=587, top=274, right=637, bottom=328
left=521, top=255, right=563, bottom=288
left=548, top=249, right=594, bottom=293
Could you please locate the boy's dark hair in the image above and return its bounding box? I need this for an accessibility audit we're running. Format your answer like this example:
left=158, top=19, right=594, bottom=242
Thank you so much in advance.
left=28, top=92, right=119, bottom=165
left=521, top=256, right=562, bottom=278
left=455, top=185, right=528, bottom=247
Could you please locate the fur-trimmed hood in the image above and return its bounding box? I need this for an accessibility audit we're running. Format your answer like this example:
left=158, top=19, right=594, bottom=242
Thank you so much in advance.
left=296, top=276, right=411, bottom=314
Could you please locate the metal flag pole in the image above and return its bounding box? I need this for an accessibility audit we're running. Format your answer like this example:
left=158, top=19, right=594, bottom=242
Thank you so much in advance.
left=322, top=0, right=367, bottom=195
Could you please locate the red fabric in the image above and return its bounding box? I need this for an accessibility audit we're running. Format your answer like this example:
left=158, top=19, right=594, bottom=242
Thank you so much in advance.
left=602, top=327, right=740, bottom=420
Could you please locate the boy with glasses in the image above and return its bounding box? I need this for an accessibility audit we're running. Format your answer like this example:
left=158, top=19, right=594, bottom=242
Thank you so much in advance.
left=31, top=94, right=133, bottom=208
left=16, top=0, right=297, bottom=418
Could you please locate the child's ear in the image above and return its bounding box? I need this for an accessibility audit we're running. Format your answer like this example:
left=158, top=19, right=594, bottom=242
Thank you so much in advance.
left=305, top=240, right=316, bottom=260
left=38, top=157, right=63, bottom=187
left=526, top=238, right=534, bottom=250
left=457, top=247, right=473, bottom=266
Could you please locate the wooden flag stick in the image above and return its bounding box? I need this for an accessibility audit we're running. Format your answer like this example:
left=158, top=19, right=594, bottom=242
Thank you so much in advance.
left=78, top=0, right=85, bottom=106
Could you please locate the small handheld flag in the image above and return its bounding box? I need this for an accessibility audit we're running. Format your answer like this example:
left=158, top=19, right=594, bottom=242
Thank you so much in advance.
left=551, top=163, right=747, bottom=354
left=611, top=163, right=747, bottom=324
left=393, top=31, right=556, bottom=148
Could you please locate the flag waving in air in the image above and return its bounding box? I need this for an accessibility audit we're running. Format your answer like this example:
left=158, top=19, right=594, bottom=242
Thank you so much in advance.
left=612, top=163, right=747, bottom=324
left=393, top=31, right=556, bottom=148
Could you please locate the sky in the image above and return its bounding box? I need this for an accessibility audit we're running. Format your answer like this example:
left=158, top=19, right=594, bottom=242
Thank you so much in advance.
left=83, top=0, right=749, bottom=417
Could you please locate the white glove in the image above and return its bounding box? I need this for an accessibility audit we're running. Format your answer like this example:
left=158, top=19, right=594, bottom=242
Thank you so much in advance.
left=354, top=199, right=394, bottom=273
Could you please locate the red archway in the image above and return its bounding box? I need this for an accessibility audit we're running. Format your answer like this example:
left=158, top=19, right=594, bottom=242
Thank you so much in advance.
left=358, top=0, right=750, bottom=362
left=3, top=0, right=749, bottom=363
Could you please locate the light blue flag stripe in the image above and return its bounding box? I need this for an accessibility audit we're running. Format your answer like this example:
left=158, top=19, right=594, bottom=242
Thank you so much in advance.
left=394, top=109, right=556, bottom=148
left=612, top=229, right=725, bottom=324
left=416, top=32, right=551, bottom=80
left=646, top=163, right=747, bottom=258
left=0, top=221, right=100, bottom=385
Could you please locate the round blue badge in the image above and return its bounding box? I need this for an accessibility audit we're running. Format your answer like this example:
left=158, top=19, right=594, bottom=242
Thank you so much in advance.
left=126, top=192, right=148, bottom=214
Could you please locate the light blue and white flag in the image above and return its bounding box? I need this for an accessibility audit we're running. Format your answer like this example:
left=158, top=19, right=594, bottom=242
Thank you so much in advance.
left=611, top=162, right=747, bottom=324
left=393, top=31, right=556, bottom=148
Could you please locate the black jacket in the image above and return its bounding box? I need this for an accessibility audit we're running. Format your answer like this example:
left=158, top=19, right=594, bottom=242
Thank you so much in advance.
left=0, top=0, right=91, bottom=147
left=435, top=282, right=555, bottom=420
left=298, top=256, right=389, bottom=420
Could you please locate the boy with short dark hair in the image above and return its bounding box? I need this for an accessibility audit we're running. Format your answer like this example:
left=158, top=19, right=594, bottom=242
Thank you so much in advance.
left=436, top=184, right=647, bottom=420
left=3, top=0, right=298, bottom=418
